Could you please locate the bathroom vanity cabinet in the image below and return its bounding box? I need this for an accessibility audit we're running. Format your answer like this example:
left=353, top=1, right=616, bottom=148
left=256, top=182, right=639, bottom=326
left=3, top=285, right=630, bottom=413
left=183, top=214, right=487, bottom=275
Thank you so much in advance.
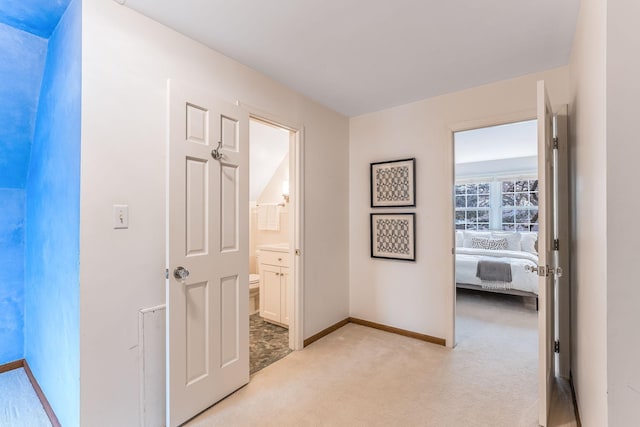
left=257, top=245, right=289, bottom=327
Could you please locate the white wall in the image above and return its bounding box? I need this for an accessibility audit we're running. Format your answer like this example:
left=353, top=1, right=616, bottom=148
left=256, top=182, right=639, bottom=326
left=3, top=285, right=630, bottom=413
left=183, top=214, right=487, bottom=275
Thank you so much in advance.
left=568, top=0, right=609, bottom=425
left=80, top=0, right=349, bottom=425
left=349, top=67, right=570, bottom=346
left=606, top=0, right=640, bottom=424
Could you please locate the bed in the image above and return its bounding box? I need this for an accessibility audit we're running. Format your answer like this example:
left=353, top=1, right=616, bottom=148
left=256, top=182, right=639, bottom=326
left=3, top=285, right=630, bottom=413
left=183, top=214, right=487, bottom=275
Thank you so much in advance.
left=455, top=231, right=539, bottom=307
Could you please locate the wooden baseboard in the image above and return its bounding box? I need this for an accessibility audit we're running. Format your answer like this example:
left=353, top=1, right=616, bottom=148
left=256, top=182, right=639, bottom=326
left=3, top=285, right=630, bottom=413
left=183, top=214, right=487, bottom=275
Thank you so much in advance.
left=0, top=359, right=24, bottom=374
left=303, top=317, right=447, bottom=348
left=0, top=359, right=61, bottom=427
left=304, top=318, right=350, bottom=347
left=348, top=317, right=446, bottom=346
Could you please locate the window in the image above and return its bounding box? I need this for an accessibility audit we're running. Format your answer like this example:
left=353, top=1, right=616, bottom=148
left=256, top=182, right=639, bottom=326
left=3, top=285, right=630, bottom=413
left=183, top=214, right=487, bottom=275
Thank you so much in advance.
left=455, top=183, right=490, bottom=230
left=500, top=179, right=538, bottom=231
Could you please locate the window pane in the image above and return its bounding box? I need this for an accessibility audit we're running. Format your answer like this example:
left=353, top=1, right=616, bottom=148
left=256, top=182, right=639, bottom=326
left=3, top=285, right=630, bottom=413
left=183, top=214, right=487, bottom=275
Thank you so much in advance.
left=530, top=191, right=539, bottom=206
left=455, top=185, right=466, bottom=195
left=502, top=209, right=515, bottom=223
left=477, top=210, right=490, bottom=222
left=478, top=194, right=490, bottom=207
left=516, top=209, right=530, bottom=223
left=516, top=224, right=530, bottom=231
left=456, top=224, right=465, bottom=230
left=467, top=195, right=477, bottom=207
left=502, top=193, right=514, bottom=207
left=529, top=180, right=539, bottom=192
left=515, top=180, right=529, bottom=192
left=502, top=181, right=514, bottom=192
left=455, top=196, right=465, bottom=208
left=466, top=224, right=477, bottom=230
left=516, top=193, right=530, bottom=206
left=467, top=210, right=477, bottom=221
left=466, top=184, right=477, bottom=194
left=455, top=211, right=465, bottom=222
left=477, top=223, right=490, bottom=230
left=530, top=208, right=538, bottom=223
left=478, top=183, right=490, bottom=194
left=502, top=224, right=515, bottom=231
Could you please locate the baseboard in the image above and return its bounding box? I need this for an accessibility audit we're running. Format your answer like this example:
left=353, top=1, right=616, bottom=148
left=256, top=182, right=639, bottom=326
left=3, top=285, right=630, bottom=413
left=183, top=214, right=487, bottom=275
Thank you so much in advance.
left=569, top=371, right=582, bottom=427
left=0, top=359, right=24, bottom=374
left=303, top=317, right=447, bottom=348
left=0, top=359, right=61, bottom=427
left=348, top=317, right=446, bottom=346
left=303, top=318, right=350, bottom=347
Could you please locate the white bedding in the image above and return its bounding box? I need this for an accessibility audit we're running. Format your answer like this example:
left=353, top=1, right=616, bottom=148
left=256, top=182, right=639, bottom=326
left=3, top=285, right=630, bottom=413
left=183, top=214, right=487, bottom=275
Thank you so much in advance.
left=455, top=247, right=539, bottom=295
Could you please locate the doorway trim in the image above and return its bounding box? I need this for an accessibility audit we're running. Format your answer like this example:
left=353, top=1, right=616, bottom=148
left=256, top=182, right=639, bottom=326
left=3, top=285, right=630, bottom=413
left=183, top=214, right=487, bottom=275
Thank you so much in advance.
left=242, top=103, right=305, bottom=351
left=447, top=109, right=537, bottom=348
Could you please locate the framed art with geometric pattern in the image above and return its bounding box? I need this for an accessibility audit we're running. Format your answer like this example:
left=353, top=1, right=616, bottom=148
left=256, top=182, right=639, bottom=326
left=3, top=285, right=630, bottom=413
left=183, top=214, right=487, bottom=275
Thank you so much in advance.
left=370, top=158, right=416, bottom=207
left=370, top=213, right=416, bottom=261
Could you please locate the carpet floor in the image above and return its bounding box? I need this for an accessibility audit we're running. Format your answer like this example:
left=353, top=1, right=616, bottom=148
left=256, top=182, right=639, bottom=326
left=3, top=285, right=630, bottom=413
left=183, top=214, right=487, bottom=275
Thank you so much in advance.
left=250, top=314, right=292, bottom=375
left=0, top=368, right=51, bottom=427
left=186, top=289, right=576, bottom=426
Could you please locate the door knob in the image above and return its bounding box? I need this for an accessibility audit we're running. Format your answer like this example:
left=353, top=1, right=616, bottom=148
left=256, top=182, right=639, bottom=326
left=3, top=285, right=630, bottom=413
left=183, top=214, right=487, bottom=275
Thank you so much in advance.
left=173, top=266, right=190, bottom=280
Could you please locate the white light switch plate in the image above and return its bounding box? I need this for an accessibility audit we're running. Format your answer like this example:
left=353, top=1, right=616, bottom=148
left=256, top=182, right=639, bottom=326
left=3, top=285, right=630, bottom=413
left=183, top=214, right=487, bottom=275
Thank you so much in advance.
left=113, top=205, right=129, bottom=229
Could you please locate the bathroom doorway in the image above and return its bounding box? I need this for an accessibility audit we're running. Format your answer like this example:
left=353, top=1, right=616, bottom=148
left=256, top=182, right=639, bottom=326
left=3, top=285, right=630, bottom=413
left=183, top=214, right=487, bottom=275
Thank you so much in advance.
left=248, top=117, right=302, bottom=374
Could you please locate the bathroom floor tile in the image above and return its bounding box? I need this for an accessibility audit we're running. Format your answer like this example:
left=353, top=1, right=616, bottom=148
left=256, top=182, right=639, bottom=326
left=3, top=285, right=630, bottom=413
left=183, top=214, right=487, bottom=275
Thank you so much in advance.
left=250, top=314, right=291, bottom=375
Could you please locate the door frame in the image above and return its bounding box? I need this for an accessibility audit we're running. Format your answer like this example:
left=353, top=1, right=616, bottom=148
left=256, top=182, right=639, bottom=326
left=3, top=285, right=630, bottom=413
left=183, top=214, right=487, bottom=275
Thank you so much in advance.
left=447, top=109, right=537, bottom=348
left=243, top=104, right=305, bottom=351
left=447, top=107, right=571, bottom=374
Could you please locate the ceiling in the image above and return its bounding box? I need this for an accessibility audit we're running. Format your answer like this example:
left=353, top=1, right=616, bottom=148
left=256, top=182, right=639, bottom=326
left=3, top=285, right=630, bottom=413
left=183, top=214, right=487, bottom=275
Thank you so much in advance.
left=123, top=0, right=580, bottom=117
left=455, top=120, right=537, bottom=164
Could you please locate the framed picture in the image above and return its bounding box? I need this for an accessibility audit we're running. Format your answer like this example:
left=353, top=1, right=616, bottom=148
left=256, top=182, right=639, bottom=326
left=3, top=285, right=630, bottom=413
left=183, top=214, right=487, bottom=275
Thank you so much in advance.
left=370, top=158, right=416, bottom=208
left=370, top=213, right=416, bottom=261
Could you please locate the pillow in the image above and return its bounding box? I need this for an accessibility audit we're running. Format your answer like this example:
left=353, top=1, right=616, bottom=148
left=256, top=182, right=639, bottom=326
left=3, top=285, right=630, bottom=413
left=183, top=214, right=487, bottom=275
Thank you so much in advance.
left=471, top=236, right=508, bottom=250
left=463, top=231, right=491, bottom=248
left=521, top=232, right=538, bottom=254
left=491, top=231, right=521, bottom=251
left=455, top=231, right=463, bottom=248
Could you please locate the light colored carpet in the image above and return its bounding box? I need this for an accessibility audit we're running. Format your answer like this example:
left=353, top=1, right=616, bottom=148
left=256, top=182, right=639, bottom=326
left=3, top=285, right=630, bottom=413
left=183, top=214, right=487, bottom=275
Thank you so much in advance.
left=186, top=289, right=576, bottom=427
left=0, top=368, right=51, bottom=427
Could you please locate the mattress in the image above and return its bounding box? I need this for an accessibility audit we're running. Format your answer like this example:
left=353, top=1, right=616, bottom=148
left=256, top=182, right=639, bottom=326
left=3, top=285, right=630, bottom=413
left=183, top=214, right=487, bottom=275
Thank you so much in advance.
left=455, top=247, right=539, bottom=295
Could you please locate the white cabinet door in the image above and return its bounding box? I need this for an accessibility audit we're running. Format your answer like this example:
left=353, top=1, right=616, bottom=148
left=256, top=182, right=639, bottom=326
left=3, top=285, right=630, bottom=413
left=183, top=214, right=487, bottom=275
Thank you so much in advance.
left=260, top=264, right=281, bottom=323
left=167, top=81, right=249, bottom=427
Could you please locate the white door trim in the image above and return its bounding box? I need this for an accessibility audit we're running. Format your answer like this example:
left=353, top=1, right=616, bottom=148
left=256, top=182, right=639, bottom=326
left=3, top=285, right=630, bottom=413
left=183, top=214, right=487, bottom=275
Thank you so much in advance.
left=447, top=109, right=537, bottom=348
left=240, top=103, right=305, bottom=351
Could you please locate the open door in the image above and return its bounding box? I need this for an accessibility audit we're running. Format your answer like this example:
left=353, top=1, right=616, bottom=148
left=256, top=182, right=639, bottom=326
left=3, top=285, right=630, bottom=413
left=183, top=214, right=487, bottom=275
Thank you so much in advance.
left=167, top=81, right=249, bottom=427
left=535, top=80, right=556, bottom=426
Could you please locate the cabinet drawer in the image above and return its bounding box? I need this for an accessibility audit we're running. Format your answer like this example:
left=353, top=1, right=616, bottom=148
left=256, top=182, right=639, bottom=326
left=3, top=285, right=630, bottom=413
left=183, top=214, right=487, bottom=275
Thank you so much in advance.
left=257, top=250, right=289, bottom=267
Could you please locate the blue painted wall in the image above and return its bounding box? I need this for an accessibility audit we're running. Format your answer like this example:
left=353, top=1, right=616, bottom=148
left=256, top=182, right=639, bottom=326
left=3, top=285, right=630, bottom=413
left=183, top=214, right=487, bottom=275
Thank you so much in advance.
left=0, top=24, right=46, bottom=188
left=0, top=189, right=25, bottom=365
left=25, top=0, right=81, bottom=425
left=0, top=0, right=71, bottom=39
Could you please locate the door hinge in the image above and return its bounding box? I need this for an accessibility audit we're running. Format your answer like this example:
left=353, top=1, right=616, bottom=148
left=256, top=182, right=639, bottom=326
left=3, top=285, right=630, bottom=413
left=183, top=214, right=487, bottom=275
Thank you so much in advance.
left=164, top=268, right=169, bottom=279
left=554, top=340, right=560, bottom=353
left=553, top=239, right=560, bottom=251
left=553, top=136, right=559, bottom=149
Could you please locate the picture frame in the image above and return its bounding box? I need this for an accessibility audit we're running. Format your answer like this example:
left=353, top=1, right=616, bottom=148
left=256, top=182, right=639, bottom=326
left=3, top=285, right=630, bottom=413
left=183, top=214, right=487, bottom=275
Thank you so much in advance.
left=370, top=158, right=416, bottom=208
left=370, top=213, right=416, bottom=261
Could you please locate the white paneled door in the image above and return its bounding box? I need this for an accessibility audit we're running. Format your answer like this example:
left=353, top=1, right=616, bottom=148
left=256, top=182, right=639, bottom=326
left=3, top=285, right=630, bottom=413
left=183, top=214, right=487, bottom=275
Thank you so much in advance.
left=536, top=80, right=556, bottom=427
left=167, top=81, right=249, bottom=427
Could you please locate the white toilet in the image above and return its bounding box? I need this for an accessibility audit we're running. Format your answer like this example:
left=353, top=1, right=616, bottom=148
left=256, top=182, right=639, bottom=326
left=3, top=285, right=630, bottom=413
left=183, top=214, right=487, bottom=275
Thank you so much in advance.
left=249, top=274, right=260, bottom=315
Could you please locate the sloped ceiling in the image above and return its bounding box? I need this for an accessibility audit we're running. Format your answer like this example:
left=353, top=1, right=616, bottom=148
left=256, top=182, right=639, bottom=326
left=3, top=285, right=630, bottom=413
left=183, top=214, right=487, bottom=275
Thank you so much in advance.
left=123, top=0, right=580, bottom=117
left=0, top=0, right=72, bottom=188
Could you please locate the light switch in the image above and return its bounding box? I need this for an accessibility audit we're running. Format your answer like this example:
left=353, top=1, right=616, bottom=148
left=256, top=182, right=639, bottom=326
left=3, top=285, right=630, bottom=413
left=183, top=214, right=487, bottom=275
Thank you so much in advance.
left=113, top=205, right=129, bottom=229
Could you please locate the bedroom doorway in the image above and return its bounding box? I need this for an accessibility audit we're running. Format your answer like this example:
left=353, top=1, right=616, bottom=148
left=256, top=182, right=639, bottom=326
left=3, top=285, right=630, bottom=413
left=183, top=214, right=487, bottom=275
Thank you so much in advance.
left=452, top=118, right=541, bottom=414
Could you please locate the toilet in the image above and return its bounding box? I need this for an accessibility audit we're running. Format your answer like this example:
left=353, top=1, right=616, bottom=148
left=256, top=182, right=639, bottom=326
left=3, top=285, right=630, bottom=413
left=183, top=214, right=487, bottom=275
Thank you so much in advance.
left=249, top=274, right=260, bottom=315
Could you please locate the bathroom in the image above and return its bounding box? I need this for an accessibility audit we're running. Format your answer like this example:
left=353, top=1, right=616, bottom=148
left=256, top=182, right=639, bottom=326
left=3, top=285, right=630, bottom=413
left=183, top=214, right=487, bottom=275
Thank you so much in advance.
left=248, top=118, right=294, bottom=374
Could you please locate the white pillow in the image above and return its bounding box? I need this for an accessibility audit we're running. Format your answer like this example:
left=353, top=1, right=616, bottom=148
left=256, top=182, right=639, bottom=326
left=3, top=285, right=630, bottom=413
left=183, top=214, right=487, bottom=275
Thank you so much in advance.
left=471, top=237, right=508, bottom=250
left=521, top=232, right=538, bottom=254
left=491, top=231, right=521, bottom=251
left=463, top=230, right=491, bottom=248
left=455, top=231, right=463, bottom=248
